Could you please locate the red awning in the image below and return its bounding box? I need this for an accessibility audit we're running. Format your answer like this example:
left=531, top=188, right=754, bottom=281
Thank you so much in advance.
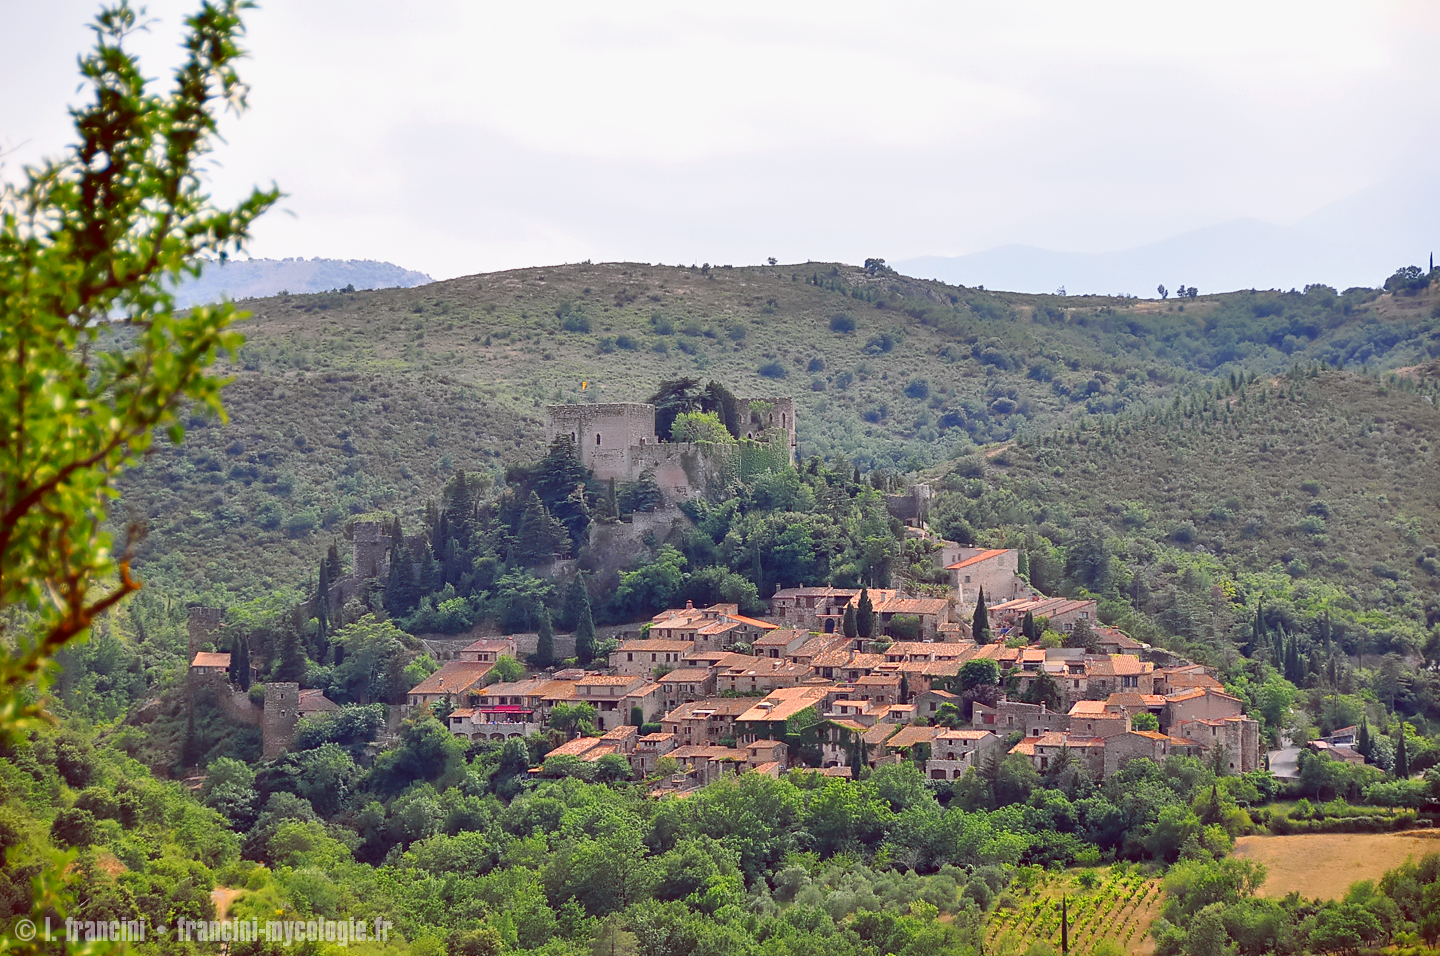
left=480, top=705, right=533, bottom=713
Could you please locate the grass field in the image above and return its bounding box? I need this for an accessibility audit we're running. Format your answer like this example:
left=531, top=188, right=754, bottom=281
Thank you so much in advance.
left=986, top=867, right=1163, bottom=956
left=1233, top=832, right=1440, bottom=900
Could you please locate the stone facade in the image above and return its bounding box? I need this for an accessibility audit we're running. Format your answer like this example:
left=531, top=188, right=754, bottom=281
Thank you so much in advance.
left=262, top=682, right=300, bottom=759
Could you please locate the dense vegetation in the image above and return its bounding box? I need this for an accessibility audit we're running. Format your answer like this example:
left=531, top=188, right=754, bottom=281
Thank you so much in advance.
left=114, top=263, right=1440, bottom=607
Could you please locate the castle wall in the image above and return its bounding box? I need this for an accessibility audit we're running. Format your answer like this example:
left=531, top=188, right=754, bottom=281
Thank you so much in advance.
left=632, top=441, right=740, bottom=505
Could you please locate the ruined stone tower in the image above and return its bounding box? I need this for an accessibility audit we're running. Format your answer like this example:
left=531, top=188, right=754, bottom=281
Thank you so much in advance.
left=187, top=606, right=222, bottom=658
left=262, top=682, right=300, bottom=759
left=351, top=520, right=392, bottom=580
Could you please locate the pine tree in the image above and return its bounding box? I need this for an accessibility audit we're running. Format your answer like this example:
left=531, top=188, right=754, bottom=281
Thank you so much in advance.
left=856, top=589, right=874, bottom=639
left=574, top=582, right=597, bottom=666
left=972, top=587, right=991, bottom=645
left=534, top=606, right=555, bottom=668
left=843, top=604, right=858, bottom=639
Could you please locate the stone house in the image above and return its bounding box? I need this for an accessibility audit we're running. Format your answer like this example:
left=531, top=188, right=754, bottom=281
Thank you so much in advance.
left=945, top=548, right=1032, bottom=606
left=406, top=660, right=495, bottom=711
left=926, top=729, right=1004, bottom=781
left=457, top=638, right=517, bottom=664
left=630, top=732, right=679, bottom=776
left=658, top=666, right=718, bottom=710
left=609, top=639, right=695, bottom=678
left=575, top=675, right=647, bottom=731
left=873, top=596, right=953, bottom=640
left=753, top=628, right=811, bottom=659
left=971, top=699, right=1068, bottom=738
left=661, top=698, right=755, bottom=747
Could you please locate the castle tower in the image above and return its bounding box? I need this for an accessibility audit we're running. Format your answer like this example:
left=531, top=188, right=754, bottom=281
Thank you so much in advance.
left=351, top=520, right=392, bottom=580
left=187, top=606, right=222, bottom=658
left=262, top=682, right=301, bottom=759
left=544, top=402, right=658, bottom=480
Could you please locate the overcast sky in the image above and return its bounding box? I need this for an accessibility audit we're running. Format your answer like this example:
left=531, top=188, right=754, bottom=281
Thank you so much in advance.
left=4, top=1, right=1438, bottom=283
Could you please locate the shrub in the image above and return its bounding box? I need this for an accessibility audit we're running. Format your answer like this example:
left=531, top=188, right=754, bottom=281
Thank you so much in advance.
left=830, top=313, right=856, bottom=333
left=864, top=332, right=896, bottom=354
left=561, top=314, right=591, bottom=333
left=758, top=361, right=787, bottom=379
left=807, top=357, right=825, bottom=373
left=904, top=379, right=930, bottom=399
left=615, top=334, right=639, bottom=351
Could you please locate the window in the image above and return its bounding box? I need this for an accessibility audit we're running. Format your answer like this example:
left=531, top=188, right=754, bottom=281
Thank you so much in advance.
left=596, top=433, right=601, bottom=445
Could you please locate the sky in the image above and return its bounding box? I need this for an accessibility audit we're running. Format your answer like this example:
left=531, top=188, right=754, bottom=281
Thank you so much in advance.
left=3, top=1, right=1438, bottom=289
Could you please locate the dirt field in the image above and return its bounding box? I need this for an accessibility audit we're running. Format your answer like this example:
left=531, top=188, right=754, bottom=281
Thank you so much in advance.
left=1233, top=832, right=1440, bottom=900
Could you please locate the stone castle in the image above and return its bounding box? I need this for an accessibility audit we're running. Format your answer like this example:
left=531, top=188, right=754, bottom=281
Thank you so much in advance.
left=544, top=397, right=797, bottom=506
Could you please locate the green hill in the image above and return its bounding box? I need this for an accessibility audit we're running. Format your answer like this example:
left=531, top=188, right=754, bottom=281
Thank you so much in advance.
left=117, top=260, right=1440, bottom=607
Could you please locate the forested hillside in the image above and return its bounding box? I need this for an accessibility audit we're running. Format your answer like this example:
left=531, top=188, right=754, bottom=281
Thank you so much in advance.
left=117, top=260, right=1440, bottom=607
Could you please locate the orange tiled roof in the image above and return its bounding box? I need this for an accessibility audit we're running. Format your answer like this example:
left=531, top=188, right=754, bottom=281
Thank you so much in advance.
left=945, top=549, right=1009, bottom=571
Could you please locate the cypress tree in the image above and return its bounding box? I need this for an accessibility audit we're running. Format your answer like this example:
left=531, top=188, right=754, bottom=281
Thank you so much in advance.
left=229, top=637, right=251, bottom=690
left=843, top=604, right=858, bottom=639
left=1395, top=726, right=1409, bottom=779
left=856, top=589, right=874, bottom=639
left=561, top=576, right=588, bottom=632
left=534, top=606, right=555, bottom=668
left=1357, top=716, right=1371, bottom=760
left=972, top=587, right=991, bottom=645
left=1022, top=610, right=1036, bottom=642
left=574, top=583, right=597, bottom=666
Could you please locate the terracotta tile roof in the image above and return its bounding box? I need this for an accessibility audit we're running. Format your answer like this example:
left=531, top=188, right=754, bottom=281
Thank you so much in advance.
left=750, top=761, right=782, bottom=776
left=190, top=651, right=231, bottom=668
left=1105, top=692, right=1151, bottom=708
left=724, top=614, right=779, bottom=630
left=876, top=596, right=950, bottom=616
left=448, top=707, right=477, bottom=718
left=601, top=725, right=639, bottom=740
left=659, top=668, right=715, bottom=683
left=820, top=766, right=854, bottom=777
left=945, top=548, right=1009, bottom=571
left=1010, top=738, right=1039, bottom=756
left=1069, top=700, right=1107, bottom=716
left=1087, top=654, right=1151, bottom=677
left=537, top=680, right=580, bottom=701
left=885, top=725, right=940, bottom=750
left=864, top=723, right=901, bottom=746
left=811, top=647, right=854, bottom=667
left=462, top=639, right=515, bottom=652
left=577, top=675, right=645, bottom=686
left=937, top=729, right=993, bottom=741
left=298, top=689, right=338, bottom=713
left=408, top=661, right=494, bottom=697
left=737, top=687, right=829, bottom=723
left=828, top=719, right=870, bottom=734
left=663, top=698, right=755, bottom=720
left=755, top=628, right=807, bottom=646
left=853, top=673, right=901, bottom=686
left=545, top=737, right=606, bottom=758
left=625, top=682, right=664, bottom=698
left=580, top=744, right=619, bottom=762
left=847, top=653, right=886, bottom=670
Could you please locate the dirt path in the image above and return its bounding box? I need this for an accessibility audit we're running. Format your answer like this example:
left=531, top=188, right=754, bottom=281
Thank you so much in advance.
left=211, top=887, right=243, bottom=921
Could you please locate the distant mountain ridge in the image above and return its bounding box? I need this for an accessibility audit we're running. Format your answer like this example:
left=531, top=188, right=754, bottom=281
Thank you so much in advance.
left=898, top=169, right=1440, bottom=297
left=174, top=257, right=432, bottom=307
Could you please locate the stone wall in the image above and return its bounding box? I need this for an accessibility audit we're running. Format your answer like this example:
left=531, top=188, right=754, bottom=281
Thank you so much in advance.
left=632, top=441, right=740, bottom=505
left=739, top=396, right=797, bottom=463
